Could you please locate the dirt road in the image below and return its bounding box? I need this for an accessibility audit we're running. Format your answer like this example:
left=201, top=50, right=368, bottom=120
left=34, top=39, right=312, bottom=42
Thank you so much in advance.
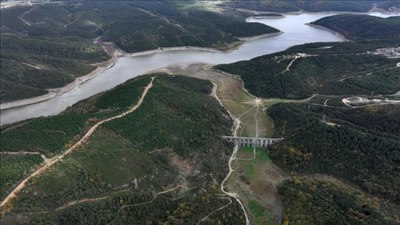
left=0, top=77, right=155, bottom=212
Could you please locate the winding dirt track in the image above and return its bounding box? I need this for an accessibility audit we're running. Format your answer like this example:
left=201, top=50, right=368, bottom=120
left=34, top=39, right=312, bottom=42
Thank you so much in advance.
left=219, top=110, right=250, bottom=225
left=120, top=185, right=184, bottom=209
left=57, top=196, right=109, bottom=211
left=196, top=197, right=233, bottom=225
left=0, top=77, right=155, bottom=210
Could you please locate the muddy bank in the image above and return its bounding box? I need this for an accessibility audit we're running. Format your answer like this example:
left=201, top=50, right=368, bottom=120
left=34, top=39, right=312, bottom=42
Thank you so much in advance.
left=0, top=56, right=118, bottom=110
left=307, top=23, right=348, bottom=41
left=237, top=31, right=283, bottom=41
left=0, top=37, right=252, bottom=110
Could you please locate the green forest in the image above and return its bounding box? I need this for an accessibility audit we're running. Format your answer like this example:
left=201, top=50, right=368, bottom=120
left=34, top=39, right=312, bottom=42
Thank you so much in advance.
left=266, top=103, right=400, bottom=224
left=215, top=43, right=399, bottom=99
left=219, top=0, right=400, bottom=13
left=215, top=13, right=400, bottom=224
left=0, top=76, right=150, bottom=198
left=0, top=74, right=247, bottom=225
left=2, top=3, right=400, bottom=225
left=279, top=176, right=397, bottom=225
left=0, top=154, right=44, bottom=199
left=312, top=15, right=400, bottom=41
left=0, top=35, right=109, bottom=102
left=268, top=103, right=400, bottom=203
left=215, top=14, right=400, bottom=100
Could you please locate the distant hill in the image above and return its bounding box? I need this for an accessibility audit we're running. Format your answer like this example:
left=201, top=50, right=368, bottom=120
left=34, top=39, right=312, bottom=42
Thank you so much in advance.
left=215, top=41, right=400, bottom=100
left=219, top=0, right=400, bottom=13
left=312, top=14, right=400, bottom=41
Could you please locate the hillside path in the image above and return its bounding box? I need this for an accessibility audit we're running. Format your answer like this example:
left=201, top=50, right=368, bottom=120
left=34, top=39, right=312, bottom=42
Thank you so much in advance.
left=0, top=77, right=155, bottom=210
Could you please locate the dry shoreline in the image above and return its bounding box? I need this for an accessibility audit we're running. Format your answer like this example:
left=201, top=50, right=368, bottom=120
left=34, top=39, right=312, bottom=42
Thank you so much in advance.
left=307, top=23, right=349, bottom=42
left=237, top=31, right=283, bottom=41
left=0, top=32, right=280, bottom=110
left=126, top=46, right=221, bottom=57
left=0, top=46, right=220, bottom=111
left=0, top=55, right=118, bottom=110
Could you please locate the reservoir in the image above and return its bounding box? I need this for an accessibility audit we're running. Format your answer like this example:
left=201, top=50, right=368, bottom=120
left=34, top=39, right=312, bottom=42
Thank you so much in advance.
left=0, top=12, right=395, bottom=125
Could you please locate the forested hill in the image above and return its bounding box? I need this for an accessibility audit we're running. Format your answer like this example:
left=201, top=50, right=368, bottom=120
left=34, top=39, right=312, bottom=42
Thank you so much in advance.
left=215, top=15, right=400, bottom=100
left=219, top=0, right=400, bottom=13
left=215, top=41, right=400, bottom=100
left=0, top=1, right=279, bottom=53
left=0, top=75, right=248, bottom=224
left=312, top=15, right=400, bottom=41
left=268, top=103, right=400, bottom=225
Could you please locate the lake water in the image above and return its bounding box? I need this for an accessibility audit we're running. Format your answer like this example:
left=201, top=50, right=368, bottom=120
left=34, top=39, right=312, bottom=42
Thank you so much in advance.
left=0, top=12, right=395, bottom=125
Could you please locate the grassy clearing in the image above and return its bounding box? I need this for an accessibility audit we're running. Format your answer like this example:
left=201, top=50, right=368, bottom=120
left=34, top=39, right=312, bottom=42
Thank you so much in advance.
left=230, top=159, right=276, bottom=224
left=214, top=73, right=277, bottom=138
left=210, top=71, right=283, bottom=224
left=236, top=148, right=271, bottom=176
left=163, top=64, right=281, bottom=137
left=248, top=200, right=275, bottom=225
left=238, top=147, right=268, bottom=159
left=263, top=111, right=276, bottom=137
left=248, top=200, right=264, bottom=217
left=239, top=147, right=271, bottom=178
left=224, top=147, right=283, bottom=224
left=164, top=65, right=286, bottom=224
left=213, top=70, right=291, bottom=138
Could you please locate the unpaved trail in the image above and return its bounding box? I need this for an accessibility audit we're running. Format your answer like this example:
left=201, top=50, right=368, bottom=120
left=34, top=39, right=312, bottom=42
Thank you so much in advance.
left=292, top=93, right=317, bottom=103
left=219, top=112, right=250, bottom=225
left=0, top=151, right=43, bottom=156
left=210, top=81, right=242, bottom=137
left=255, top=105, right=260, bottom=138
left=64, top=14, right=81, bottom=28
left=133, top=6, right=186, bottom=31
left=220, top=143, right=250, bottom=225
left=119, top=185, right=184, bottom=210
left=0, top=151, right=47, bottom=161
left=231, top=104, right=260, bottom=162
left=0, top=77, right=155, bottom=211
left=237, top=105, right=257, bottom=119
left=21, top=63, right=42, bottom=70
left=18, top=6, right=35, bottom=26
left=324, top=99, right=328, bottom=106
left=281, top=56, right=298, bottom=74
left=278, top=54, right=317, bottom=75
left=57, top=196, right=109, bottom=211
left=211, top=82, right=224, bottom=107
left=339, top=66, right=397, bottom=82
left=196, top=197, right=233, bottom=225
left=208, top=81, right=251, bottom=224
left=104, top=184, right=185, bottom=225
